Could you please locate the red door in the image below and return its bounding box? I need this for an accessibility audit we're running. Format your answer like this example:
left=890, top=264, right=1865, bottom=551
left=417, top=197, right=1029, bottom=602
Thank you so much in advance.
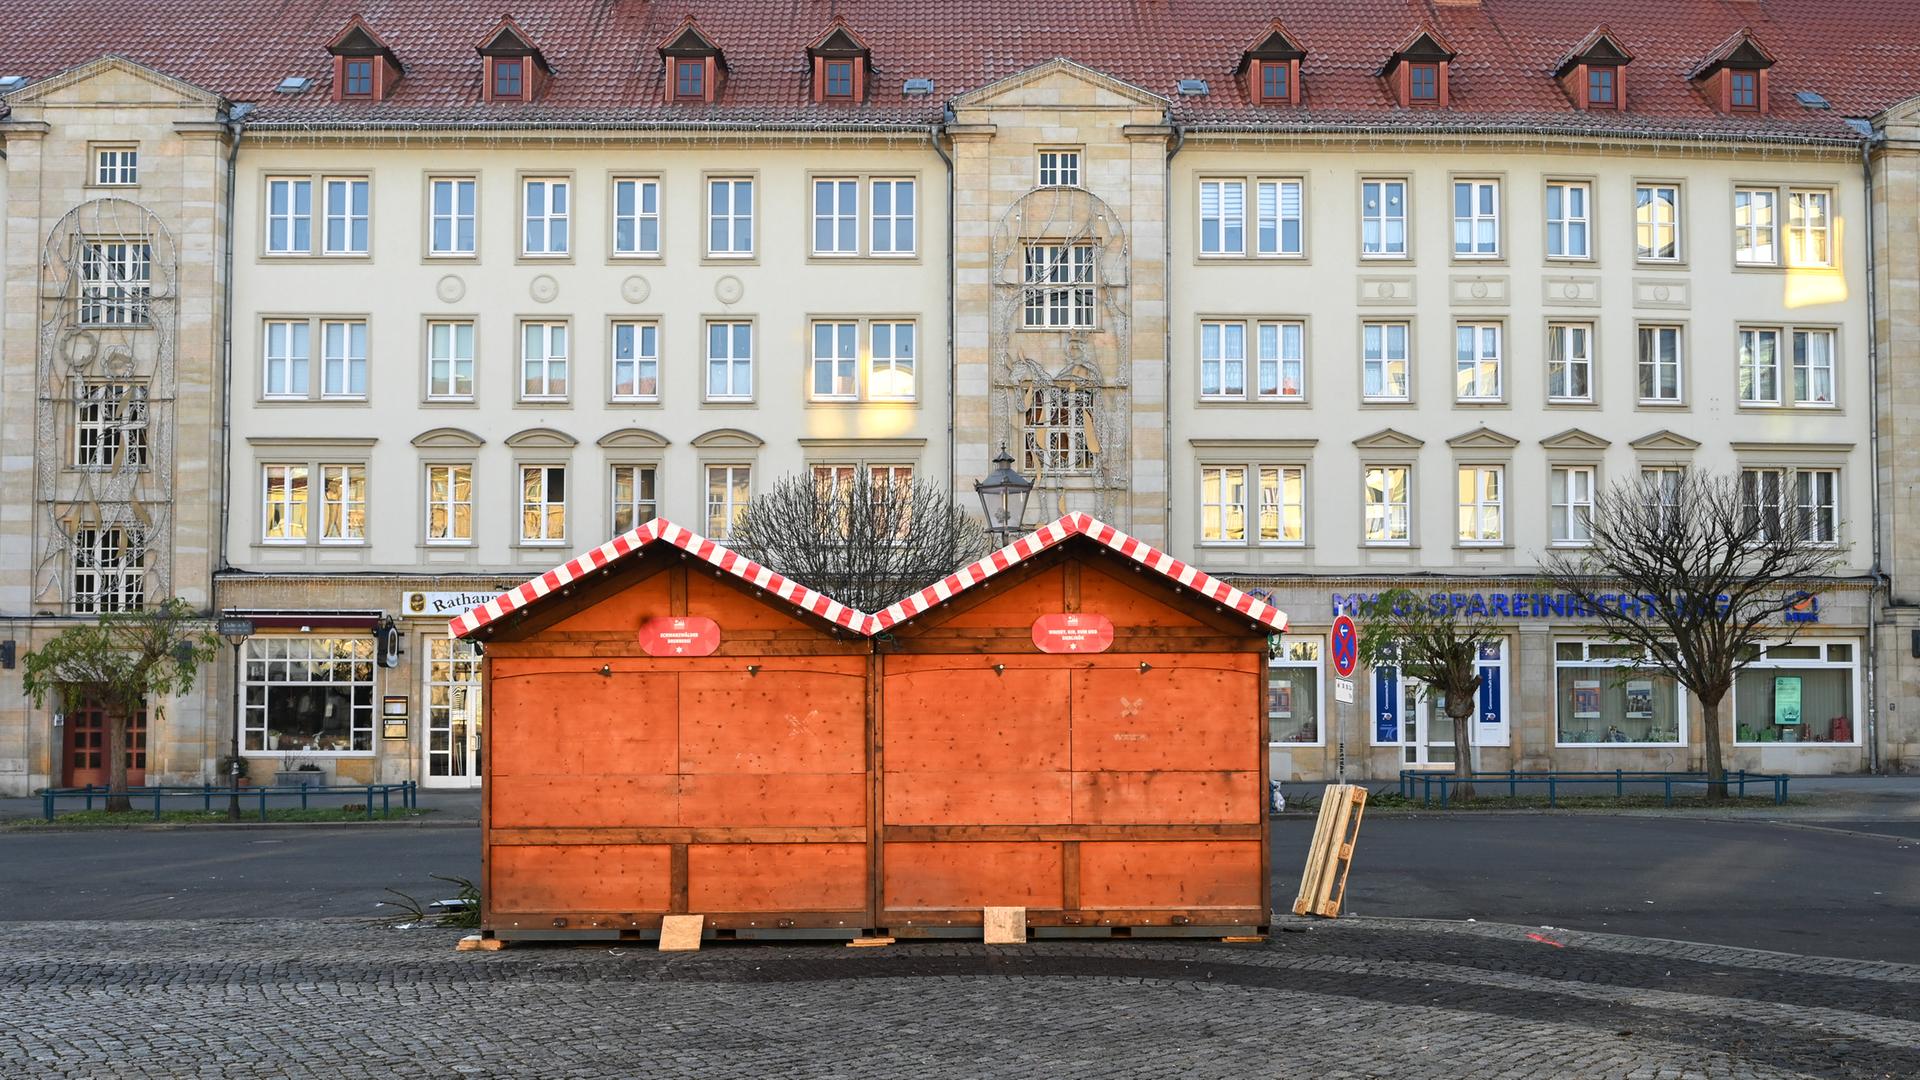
left=63, top=703, right=147, bottom=788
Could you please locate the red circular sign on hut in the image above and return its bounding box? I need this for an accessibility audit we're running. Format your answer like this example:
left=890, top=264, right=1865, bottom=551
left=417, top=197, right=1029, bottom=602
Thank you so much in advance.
left=637, top=616, right=720, bottom=657
left=1031, top=612, right=1115, bottom=654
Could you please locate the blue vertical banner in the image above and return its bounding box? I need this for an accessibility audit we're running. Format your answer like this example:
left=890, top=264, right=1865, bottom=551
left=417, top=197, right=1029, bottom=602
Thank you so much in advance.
left=1374, top=665, right=1400, bottom=742
left=1479, top=665, right=1502, bottom=726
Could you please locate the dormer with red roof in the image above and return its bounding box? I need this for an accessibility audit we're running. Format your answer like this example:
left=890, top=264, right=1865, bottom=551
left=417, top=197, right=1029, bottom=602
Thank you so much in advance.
left=808, top=20, right=871, bottom=104
left=1554, top=29, right=1632, bottom=111
left=658, top=18, right=726, bottom=104
left=476, top=16, right=550, bottom=104
left=327, top=16, right=402, bottom=103
left=1688, top=29, right=1775, bottom=115
left=1237, top=21, right=1306, bottom=106
left=1380, top=27, right=1456, bottom=108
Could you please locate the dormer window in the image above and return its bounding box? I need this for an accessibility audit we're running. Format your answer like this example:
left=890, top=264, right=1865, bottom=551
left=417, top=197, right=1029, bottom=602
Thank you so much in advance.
left=1555, top=30, right=1633, bottom=111
left=1688, top=29, right=1774, bottom=116
left=672, top=58, right=703, bottom=100
left=326, top=16, right=402, bottom=103
left=1380, top=28, right=1456, bottom=108
left=1239, top=22, right=1306, bottom=106
left=476, top=16, right=551, bottom=104
left=807, top=21, right=871, bottom=104
left=658, top=18, right=727, bottom=105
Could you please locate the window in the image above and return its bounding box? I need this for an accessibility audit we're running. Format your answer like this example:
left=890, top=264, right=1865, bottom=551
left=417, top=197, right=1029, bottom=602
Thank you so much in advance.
left=1587, top=66, right=1616, bottom=107
left=824, top=59, right=854, bottom=99
left=1362, top=322, right=1410, bottom=402
left=1545, top=182, right=1590, bottom=259
left=870, top=179, right=915, bottom=256
left=1456, top=465, right=1504, bottom=545
left=1738, top=327, right=1781, bottom=405
left=1408, top=62, right=1439, bottom=103
left=1787, top=189, right=1833, bottom=267
left=705, top=464, right=751, bottom=538
left=1200, top=322, right=1246, bottom=399
left=322, top=178, right=369, bottom=255
left=71, top=526, right=144, bottom=614
left=705, top=321, right=753, bottom=401
left=1199, top=180, right=1245, bottom=255
left=343, top=58, right=374, bottom=98
left=1635, top=183, right=1680, bottom=261
left=1555, top=641, right=1683, bottom=745
left=1455, top=323, right=1502, bottom=401
left=1258, top=321, right=1305, bottom=400
left=1257, top=179, right=1304, bottom=256
left=811, top=321, right=858, bottom=400
left=1734, top=641, right=1859, bottom=745
left=814, top=178, right=859, bottom=255
left=425, top=464, right=472, bottom=544
left=1023, top=385, right=1096, bottom=473
left=240, top=637, right=375, bottom=754
left=429, top=178, right=477, bottom=256
left=1550, top=466, right=1595, bottom=545
left=1795, top=469, right=1840, bottom=545
left=1547, top=322, right=1593, bottom=402
left=267, top=178, right=313, bottom=254
left=425, top=638, right=483, bottom=778
left=611, top=321, right=659, bottom=401
left=612, top=178, right=660, bottom=256
left=1364, top=465, right=1410, bottom=544
left=1741, top=468, right=1786, bottom=538
left=1643, top=466, right=1685, bottom=526
left=1452, top=180, right=1499, bottom=257
left=78, top=241, right=151, bottom=325
left=1637, top=325, right=1683, bottom=403
left=262, top=464, right=309, bottom=542
left=1361, top=180, right=1407, bottom=256
left=611, top=464, right=658, bottom=535
left=1269, top=638, right=1322, bottom=745
left=1793, top=329, right=1836, bottom=405
left=1258, top=465, right=1306, bottom=544
left=1730, top=70, right=1758, bottom=110
left=672, top=58, right=703, bottom=100
left=263, top=321, right=311, bottom=398
left=319, top=464, right=366, bottom=543
left=493, top=57, right=525, bottom=100
left=94, top=146, right=138, bottom=186
left=73, top=382, right=149, bottom=470
left=519, top=465, right=566, bottom=544
left=1022, top=243, right=1097, bottom=328
left=427, top=321, right=475, bottom=401
left=522, top=178, right=569, bottom=256
left=870, top=322, right=916, bottom=400
left=519, top=321, right=568, bottom=400
left=1200, top=466, right=1247, bottom=543
left=1734, top=188, right=1776, bottom=265
left=707, top=178, right=753, bottom=256
left=1261, top=63, right=1291, bottom=104
left=320, top=320, right=368, bottom=399
left=1037, top=149, right=1080, bottom=188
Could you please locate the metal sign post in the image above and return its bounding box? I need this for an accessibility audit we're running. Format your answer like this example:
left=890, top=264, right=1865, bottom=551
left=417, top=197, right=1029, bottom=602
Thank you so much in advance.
left=1330, top=616, right=1359, bottom=785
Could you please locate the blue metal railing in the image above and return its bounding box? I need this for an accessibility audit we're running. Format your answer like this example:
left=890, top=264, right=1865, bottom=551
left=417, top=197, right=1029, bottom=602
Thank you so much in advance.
left=1396, top=769, right=1789, bottom=808
left=40, top=781, right=418, bottom=822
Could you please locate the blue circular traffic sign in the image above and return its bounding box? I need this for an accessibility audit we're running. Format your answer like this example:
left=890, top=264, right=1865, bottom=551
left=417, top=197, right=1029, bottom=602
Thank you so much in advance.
left=1330, top=615, right=1359, bottom=678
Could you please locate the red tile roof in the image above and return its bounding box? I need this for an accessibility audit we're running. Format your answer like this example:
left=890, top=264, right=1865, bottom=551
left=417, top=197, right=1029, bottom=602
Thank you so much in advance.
left=1, top=1, right=1915, bottom=142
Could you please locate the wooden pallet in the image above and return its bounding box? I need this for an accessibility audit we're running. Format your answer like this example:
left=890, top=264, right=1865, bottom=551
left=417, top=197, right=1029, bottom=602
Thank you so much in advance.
left=1292, top=784, right=1368, bottom=918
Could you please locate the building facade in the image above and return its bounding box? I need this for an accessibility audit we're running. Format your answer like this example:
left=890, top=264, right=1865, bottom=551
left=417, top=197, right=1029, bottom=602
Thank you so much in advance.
left=3, top=1, right=1920, bottom=795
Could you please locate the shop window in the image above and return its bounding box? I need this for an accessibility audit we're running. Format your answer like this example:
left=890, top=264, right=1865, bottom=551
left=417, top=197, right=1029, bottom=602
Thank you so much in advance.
left=1268, top=637, right=1323, bottom=744
left=1554, top=641, right=1683, bottom=745
left=1734, top=641, right=1857, bottom=745
left=241, top=637, right=376, bottom=753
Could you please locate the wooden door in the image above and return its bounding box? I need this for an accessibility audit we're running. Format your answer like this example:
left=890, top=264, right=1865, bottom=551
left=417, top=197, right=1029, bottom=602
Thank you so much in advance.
left=63, top=702, right=147, bottom=788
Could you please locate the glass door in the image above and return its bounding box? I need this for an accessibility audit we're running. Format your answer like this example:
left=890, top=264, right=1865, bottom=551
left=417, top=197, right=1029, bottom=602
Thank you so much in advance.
left=1401, top=682, right=1456, bottom=768
left=423, top=637, right=482, bottom=788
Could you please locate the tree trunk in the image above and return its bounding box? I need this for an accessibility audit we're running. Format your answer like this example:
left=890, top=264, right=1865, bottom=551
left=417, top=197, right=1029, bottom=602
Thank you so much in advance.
left=105, top=706, right=131, bottom=814
left=1699, top=694, right=1728, bottom=802
left=1449, top=699, right=1477, bottom=802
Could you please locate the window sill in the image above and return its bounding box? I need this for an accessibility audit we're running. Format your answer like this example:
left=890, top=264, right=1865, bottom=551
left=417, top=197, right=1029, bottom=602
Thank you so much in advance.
left=609, top=397, right=664, bottom=407
left=1732, top=741, right=1860, bottom=749
left=1544, top=255, right=1595, bottom=264
left=1454, top=398, right=1509, bottom=407
left=1636, top=399, right=1689, bottom=408
left=1546, top=398, right=1598, bottom=408
left=241, top=751, right=377, bottom=758
left=423, top=398, right=479, bottom=408
left=609, top=252, right=663, bottom=261
left=1553, top=742, right=1685, bottom=750
left=515, top=398, right=573, bottom=407
left=318, top=251, right=372, bottom=260
left=1196, top=398, right=1311, bottom=407
left=1634, top=259, right=1687, bottom=269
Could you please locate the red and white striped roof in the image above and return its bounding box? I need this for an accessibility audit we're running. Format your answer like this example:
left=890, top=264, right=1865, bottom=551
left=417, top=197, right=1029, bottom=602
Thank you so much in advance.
left=447, top=518, right=878, bottom=639
left=872, top=512, right=1290, bottom=633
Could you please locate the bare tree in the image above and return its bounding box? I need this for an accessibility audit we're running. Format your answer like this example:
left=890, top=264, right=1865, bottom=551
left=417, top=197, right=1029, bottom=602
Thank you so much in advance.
left=1357, top=587, right=1506, bottom=799
left=726, top=469, right=991, bottom=612
left=1539, top=470, right=1845, bottom=798
left=21, top=598, right=218, bottom=812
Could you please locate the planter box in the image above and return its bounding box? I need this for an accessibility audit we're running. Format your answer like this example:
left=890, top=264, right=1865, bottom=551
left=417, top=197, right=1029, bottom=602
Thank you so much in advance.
left=274, top=770, right=326, bottom=788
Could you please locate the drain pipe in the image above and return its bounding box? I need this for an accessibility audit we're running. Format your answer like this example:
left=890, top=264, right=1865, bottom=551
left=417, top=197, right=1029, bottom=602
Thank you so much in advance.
left=1860, top=130, right=1885, bottom=774
left=932, top=110, right=957, bottom=498
left=1162, top=113, right=1185, bottom=543
left=211, top=104, right=246, bottom=782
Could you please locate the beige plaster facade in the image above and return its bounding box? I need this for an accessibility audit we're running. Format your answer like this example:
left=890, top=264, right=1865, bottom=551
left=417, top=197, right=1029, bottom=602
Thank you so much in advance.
left=1872, top=97, right=1920, bottom=771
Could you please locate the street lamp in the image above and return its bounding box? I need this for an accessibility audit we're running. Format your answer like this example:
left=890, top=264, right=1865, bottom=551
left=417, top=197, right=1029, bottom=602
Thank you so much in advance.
left=216, top=616, right=254, bottom=821
left=974, top=442, right=1034, bottom=547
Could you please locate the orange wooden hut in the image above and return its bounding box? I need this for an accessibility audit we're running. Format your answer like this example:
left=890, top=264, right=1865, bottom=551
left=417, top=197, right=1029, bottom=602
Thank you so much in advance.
left=869, top=513, right=1289, bottom=937
left=450, top=519, right=879, bottom=941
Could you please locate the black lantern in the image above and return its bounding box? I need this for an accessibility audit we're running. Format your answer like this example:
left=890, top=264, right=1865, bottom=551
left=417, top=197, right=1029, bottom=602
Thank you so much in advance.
left=974, top=442, right=1034, bottom=546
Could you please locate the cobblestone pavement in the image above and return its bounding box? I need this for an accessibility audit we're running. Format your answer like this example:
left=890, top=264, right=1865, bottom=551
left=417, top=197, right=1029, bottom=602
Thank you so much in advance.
left=2, top=916, right=1914, bottom=1079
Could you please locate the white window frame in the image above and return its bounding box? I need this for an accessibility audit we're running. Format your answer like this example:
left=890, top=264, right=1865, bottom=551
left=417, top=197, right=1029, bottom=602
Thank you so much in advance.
left=610, top=463, right=659, bottom=536
left=705, top=464, right=751, bottom=538
left=1738, top=326, right=1782, bottom=406
left=813, top=177, right=860, bottom=256
left=239, top=636, right=377, bottom=756
left=811, top=320, right=859, bottom=401
left=78, top=240, right=152, bottom=326
left=427, top=320, right=475, bottom=401
left=519, top=321, right=569, bottom=401
left=1643, top=466, right=1685, bottom=527
left=1732, top=641, right=1862, bottom=746
left=1741, top=468, right=1787, bottom=539
left=1268, top=637, right=1327, bottom=747
left=611, top=321, right=660, bottom=402
left=266, top=177, right=313, bottom=254
left=1452, top=179, right=1500, bottom=258
left=1022, top=385, right=1097, bottom=474
left=1550, top=465, right=1595, bottom=546
left=1635, top=183, right=1682, bottom=263
left=705, top=320, right=753, bottom=402
left=1037, top=149, right=1081, bottom=188
left=1637, top=324, right=1684, bottom=404
left=94, top=146, right=138, bottom=187
left=261, top=463, right=309, bottom=543
left=1792, top=328, right=1837, bottom=407
left=1199, top=465, right=1248, bottom=544
left=429, top=177, right=477, bottom=257
left=1545, top=181, right=1590, bottom=259
left=73, top=381, right=149, bottom=471
left=1362, top=321, right=1410, bottom=402
left=1787, top=188, right=1834, bottom=268
left=869, top=321, right=916, bottom=401
left=1456, top=464, right=1505, bottom=546
left=318, top=463, right=367, bottom=544
left=518, top=464, right=567, bottom=545
left=425, top=463, right=472, bottom=545
left=1257, top=320, right=1306, bottom=401
left=870, top=178, right=916, bottom=257
left=1256, top=178, right=1304, bottom=257
left=322, top=177, right=370, bottom=256
left=262, top=320, right=311, bottom=399
left=707, top=177, right=754, bottom=258
left=1361, top=179, right=1407, bottom=257
left=1547, top=322, right=1594, bottom=403
left=319, top=319, right=368, bottom=400
left=70, top=525, right=145, bottom=614
left=1734, top=187, right=1777, bottom=266
left=1554, top=641, right=1687, bottom=747
left=521, top=177, right=570, bottom=257
left=1364, top=464, right=1411, bottom=545
left=1199, top=179, right=1246, bottom=256
left=1795, top=468, right=1840, bottom=546
left=1258, top=464, right=1307, bottom=545
left=1454, top=322, right=1503, bottom=402
left=611, top=177, right=660, bottom=257
left=1200, top=321, right=1247, bottom=400
left=1022, top=243, right=1097, bottom=329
